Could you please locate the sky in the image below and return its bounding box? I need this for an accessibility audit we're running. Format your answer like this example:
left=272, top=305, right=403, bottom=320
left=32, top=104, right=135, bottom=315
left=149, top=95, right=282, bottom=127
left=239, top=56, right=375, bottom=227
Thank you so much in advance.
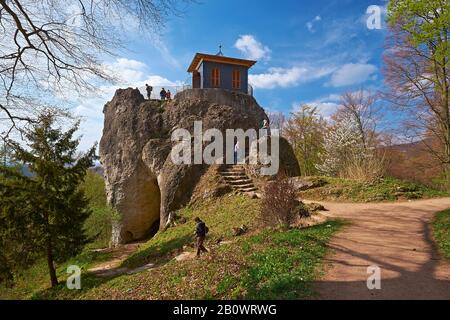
left=72, top=0, right=391, bottom=151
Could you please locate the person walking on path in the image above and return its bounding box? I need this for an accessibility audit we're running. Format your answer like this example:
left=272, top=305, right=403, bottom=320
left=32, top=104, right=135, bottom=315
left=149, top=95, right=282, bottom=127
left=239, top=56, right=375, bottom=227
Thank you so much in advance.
left=145, top=84, right=153, bottom=100
left=194, top=217, right=209, bottom=257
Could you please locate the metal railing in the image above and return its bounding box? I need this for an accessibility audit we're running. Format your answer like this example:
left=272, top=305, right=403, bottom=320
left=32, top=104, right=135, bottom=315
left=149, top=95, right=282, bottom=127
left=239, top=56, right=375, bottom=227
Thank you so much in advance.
left=138, top=83, right=253, bottom=99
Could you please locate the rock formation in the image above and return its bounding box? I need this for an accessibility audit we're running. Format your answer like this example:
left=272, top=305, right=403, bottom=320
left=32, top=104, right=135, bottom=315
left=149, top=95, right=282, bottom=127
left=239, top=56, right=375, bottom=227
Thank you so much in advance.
left=100, top=88, right=299, bottom=245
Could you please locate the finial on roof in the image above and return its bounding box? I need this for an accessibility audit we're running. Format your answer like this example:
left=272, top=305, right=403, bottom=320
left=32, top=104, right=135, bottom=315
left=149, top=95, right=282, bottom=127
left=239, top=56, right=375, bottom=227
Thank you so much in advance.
left=216, top=45, right=224, bottom=56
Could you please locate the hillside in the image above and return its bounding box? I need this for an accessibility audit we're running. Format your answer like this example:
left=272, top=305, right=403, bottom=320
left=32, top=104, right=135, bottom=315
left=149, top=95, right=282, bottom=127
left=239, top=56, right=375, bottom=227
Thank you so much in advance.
left=0, top=195, right=342, bottom=300
left=384, top=138, right=445, bottom=188
left=297, top=176, right=449, bottom=202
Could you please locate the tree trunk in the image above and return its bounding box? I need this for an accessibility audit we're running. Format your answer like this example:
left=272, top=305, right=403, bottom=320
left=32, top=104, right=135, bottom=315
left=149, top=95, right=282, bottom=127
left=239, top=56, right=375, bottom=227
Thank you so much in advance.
left=46, top=239, right=58, bottom=287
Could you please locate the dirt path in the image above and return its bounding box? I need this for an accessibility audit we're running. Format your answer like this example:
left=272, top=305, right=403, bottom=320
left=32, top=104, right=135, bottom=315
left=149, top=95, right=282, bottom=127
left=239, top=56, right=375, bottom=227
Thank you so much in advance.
left=312, top=198, right=450, bottom=300
left=88, top=243, right=154, bottom=277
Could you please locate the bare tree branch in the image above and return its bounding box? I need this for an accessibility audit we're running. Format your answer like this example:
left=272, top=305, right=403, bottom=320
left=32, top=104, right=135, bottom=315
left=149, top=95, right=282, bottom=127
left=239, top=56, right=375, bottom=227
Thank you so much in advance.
left=0, top=0, right=193, bottom=138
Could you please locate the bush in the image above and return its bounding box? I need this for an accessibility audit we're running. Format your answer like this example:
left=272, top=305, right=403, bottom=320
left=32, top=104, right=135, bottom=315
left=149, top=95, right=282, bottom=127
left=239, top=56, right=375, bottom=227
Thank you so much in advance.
left=340, top=153, right=386, bottom=182
left=261, top=175, right=298, bottom=228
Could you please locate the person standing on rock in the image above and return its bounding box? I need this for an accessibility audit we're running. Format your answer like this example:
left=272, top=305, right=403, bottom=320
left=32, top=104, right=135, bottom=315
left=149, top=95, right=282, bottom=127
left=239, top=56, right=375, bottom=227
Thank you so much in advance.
left=160, top=88, right=167, bottom=100
left=261, top=119, right=270, bottom=136
left=166, top=90, right=172, bottom=100
left=145, top=84, right=153, bottom=100
left=234, top=140, right=240, bottom=164
left=194, top=217, right=209, bottom=257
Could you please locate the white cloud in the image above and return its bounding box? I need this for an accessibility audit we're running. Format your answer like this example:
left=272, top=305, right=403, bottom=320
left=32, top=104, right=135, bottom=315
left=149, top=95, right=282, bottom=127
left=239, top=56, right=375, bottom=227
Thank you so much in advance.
left=106, top=58, right=147, bottom=83
left=329, top=63, right=377, bottom=87
left=234, top=35, right=271, bottom=61
left=292, top=94, right=341, bottom=118
left=249, top=67, right=303, bottom=89
left=249, top=65, right=335, bottom=89
left=306, top=15, right=321, bottom=33
left=72, top=58, right=183, bottom=151
left=308, top=101, right=341, bottom=118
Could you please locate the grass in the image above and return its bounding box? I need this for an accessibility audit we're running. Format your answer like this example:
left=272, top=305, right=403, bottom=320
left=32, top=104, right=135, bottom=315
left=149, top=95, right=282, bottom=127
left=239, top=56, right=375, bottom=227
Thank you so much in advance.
left=0, top=170, right=116, bottom=299
left=81, top=171, right=120, bottom=249
left=237, top=220, right=345, bottom=299
left=298, top=176, right=450, bottom=202
left=4, top=194, right=343, bottom=300
left=0, top=250, right=113, bottom=300
left=122, top=195, right=260, bottom=269
left=433, top=209, right=450, bottom=260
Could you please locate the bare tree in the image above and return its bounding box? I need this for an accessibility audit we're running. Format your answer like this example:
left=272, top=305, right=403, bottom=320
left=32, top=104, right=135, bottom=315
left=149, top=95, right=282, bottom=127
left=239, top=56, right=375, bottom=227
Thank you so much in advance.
left=384, top=1, right=450, bottom=175
left=334, top=90, right=380, bottom=150
left=284, top=105, right=326, bottom=176
left=0, top=0, right=192, bottom=138
left=267, top=111, right=286, bottom=135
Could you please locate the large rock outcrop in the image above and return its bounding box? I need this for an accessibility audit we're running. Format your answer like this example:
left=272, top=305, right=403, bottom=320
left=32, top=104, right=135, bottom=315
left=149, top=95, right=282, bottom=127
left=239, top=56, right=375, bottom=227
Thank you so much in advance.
left=100, top=88, right=299, bottom=245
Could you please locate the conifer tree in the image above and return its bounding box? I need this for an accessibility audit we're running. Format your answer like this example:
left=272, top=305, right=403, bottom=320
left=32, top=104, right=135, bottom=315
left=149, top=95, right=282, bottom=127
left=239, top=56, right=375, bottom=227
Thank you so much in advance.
left=0, top=113, right=96, bottom=287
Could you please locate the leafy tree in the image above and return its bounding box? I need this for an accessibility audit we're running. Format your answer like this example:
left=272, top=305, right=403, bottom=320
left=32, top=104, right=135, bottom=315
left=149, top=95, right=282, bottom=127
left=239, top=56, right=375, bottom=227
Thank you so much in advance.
left=388, top=0, right=449, bottom=63
left=284, top=105, right=326, bottom=176
left=0, top=113, right=96, bottom=287
left=385, top=0, right=450, bottom=177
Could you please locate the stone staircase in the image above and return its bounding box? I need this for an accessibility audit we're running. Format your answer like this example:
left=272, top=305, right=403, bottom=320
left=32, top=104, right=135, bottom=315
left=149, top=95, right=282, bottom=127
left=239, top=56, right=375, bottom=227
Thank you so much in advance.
left=219, top=165, right=258, bottom=195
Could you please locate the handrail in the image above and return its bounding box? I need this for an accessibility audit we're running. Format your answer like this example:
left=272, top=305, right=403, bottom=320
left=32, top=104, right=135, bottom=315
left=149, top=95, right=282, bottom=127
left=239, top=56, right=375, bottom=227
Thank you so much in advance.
left=138, top=83, right=253, bottom=99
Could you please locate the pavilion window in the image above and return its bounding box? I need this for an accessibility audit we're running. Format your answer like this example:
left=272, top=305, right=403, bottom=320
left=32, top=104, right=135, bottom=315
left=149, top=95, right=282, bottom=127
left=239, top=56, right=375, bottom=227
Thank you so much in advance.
left=232, top=69, right=241, bottom=89
left=212, top=68, right=220, bottom=87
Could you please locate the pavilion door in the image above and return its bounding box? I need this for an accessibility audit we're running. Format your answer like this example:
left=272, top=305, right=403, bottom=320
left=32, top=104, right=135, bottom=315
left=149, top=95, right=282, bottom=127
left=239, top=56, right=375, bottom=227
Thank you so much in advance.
left=193, top=71, right=201, bottom=88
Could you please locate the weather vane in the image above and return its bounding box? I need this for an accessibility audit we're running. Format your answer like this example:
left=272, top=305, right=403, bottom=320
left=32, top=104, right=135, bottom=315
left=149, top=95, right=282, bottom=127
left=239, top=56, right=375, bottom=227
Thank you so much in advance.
left=217, top=45, right=224, bottom=56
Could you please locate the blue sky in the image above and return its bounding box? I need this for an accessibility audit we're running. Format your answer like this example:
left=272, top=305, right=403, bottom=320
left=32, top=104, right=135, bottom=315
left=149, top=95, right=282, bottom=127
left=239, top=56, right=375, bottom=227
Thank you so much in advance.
left=74, top=0, right=391, bottom=150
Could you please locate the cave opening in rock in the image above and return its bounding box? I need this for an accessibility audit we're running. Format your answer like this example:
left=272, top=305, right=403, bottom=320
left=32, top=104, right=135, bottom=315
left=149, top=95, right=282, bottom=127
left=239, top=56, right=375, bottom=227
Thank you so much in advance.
left=120, top=166, right=161, bottom=244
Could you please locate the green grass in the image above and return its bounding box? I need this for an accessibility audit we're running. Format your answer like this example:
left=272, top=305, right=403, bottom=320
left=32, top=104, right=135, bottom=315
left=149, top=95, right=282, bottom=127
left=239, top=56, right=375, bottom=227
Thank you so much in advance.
left=0, top=249, right=112, bottom=300
left=0, top=171, right=116, bottom=299
left=81, top=171, right=120, bottom=249
left=122, top=195, right=260, bottom=269
left=234, top=220, right=345, bottom=299
left=298, top=176, right=450, bottom=202
left=6, top=194, right=343, bottom=300
left=433, top=209, right=450, bottom=259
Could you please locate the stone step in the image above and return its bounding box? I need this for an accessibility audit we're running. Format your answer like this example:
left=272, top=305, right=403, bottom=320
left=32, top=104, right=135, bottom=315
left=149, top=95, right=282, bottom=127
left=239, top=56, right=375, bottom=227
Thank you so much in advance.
left=238, top=187, right=258, bottom=193
left=232, top=183, right=255, bottom=189
left=222, top=175, right=249, bottom=180
left=227, top=179, right=253, bottom=184
left=218, top=165, right=258, bottom=195
left=220, top=170, right=246, bottom=175
left=221, top=166, right=245, bottom=171
left=226, top=178, right=253, bottom=184
left=220, top=173, right=247, bottom=178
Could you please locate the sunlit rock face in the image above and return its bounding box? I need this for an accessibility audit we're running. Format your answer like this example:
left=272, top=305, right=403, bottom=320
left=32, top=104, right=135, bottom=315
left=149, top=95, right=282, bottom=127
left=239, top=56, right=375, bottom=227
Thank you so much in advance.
left=100, top=88, right=299, bottom=245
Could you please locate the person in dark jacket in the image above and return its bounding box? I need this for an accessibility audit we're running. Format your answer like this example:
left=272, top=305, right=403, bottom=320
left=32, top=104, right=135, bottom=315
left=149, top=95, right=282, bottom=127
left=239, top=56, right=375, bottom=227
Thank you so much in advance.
left=145, top=84, right=153, bottom=100
left=194, top=217, right=208, bottom=257
left=160, top=88, right=167, bottom=100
